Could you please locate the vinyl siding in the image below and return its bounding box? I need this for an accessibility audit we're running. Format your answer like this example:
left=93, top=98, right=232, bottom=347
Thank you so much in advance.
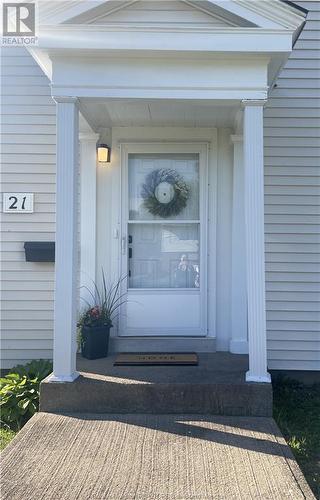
left=264, top=0, right=320, bottom=371
left=0, top=47, right=56, bottom=369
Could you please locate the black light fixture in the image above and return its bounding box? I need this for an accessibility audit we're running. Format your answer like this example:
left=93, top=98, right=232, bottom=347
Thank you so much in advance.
left=97, top=143, right=111, bottom=163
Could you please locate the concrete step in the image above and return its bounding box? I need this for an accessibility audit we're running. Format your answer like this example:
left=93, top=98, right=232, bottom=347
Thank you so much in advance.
left=40, top=375, right=272, bottom=416
left=40, top=354, right=273, bottom=417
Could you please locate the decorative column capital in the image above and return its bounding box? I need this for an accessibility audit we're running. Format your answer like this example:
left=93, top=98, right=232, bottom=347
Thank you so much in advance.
left=79, top=132, right=99, bottom=143
left=53, top=96, right=79, bottom=105
left=241, top=99, right=267, bottom=108
left=230, top=134, right=243, bottom=145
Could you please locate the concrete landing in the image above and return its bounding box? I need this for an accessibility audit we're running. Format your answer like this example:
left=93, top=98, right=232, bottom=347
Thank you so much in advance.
left=1, top=412, right=314, bottom=500
left=40, top=354, right=273, bottom=416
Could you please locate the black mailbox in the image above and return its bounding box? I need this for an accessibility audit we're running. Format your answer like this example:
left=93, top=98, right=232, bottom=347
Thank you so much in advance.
left=24, top=242, right=55, bottom=262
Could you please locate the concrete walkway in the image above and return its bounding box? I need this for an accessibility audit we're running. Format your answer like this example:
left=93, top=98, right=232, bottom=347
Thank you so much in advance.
left=1, top=412, right=314, bottom=500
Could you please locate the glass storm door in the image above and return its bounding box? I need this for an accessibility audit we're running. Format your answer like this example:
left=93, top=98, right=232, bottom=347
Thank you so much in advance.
left=120, top=144, right=208, bottom=336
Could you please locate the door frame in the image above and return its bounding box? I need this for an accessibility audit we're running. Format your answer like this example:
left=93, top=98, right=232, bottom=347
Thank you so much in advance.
left=119, top=142, right=209, bottom=337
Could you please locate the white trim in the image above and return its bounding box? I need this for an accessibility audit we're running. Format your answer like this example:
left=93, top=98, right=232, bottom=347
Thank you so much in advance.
left=39, top=26, right=294, bottom=55
left=245, top=374, right=272, bottom=384
left=233, top=111, right=243, bottom=135
left=109, top=336, right=216, bottom=353
left=119, top=142, right=209, bottom=338
left=79, top=131, right=99, bottom=307
left=207, top=133, right=218, bottom=341
left=46, top=373, right=79, bottom=383
left=241, top=99, right=267, bottom=107
left=230, top=134, right=248, bottom=355
left=209, top=0, right=306, bottom=30
left=127, top=220, right=201, bottom=225
left=27, top=48, right=52, bottom=80
left=41, top=25, right=298, bottom=34
left=230, top=134, right=243, bottom=142
left=242, top=101, right=271, bottom=384
left=229, top=340, right=248, bottom=355
left=79, top=132, right=99, bottom=141
left=236, top=0, right=306, bottom=29
left=53, top=96, right=78, bottom=104
left=51, top=97, right=79, bottom=383
left=51, top=87, right=268, bottom=101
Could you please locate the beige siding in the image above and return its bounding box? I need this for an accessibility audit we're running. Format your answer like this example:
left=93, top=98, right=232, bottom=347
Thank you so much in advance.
left=264, top=0, right=320, bottom=371
left=0, top=47, right=56, bottom=369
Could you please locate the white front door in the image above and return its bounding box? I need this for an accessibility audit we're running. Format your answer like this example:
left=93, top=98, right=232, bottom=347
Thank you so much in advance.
left=120, top=143, right=208, bottom=336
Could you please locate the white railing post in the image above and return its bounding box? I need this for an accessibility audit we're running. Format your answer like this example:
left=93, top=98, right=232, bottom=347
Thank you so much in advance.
left=49, top=96, right=79, bottom=382
left=242, top=100, right=271, bottom=383
left=79, top=132, right=99, bottom=306
left=230, top=135, right=248, bottom=354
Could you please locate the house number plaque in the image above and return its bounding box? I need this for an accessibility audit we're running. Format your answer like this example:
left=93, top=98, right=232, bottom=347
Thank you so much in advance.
left=3, top=193, right=34, bottom=213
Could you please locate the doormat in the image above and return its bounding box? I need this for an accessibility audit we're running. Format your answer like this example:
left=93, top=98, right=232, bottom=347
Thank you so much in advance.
left=114, top=353, right=198, bottom=366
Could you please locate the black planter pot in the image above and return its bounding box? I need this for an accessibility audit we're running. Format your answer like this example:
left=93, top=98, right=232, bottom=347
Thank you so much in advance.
left=81, top=325, right=111, bottom=360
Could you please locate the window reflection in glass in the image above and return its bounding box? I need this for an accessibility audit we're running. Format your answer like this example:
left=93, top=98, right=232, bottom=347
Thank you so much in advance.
left=128, top=224, right=200, bottom=289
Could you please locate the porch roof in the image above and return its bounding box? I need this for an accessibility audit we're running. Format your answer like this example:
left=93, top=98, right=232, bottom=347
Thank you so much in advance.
left=30, top=0, right=306, bottom=96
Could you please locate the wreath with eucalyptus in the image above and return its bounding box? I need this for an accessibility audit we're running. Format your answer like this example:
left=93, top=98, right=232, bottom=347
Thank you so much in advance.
left=141, top=168, right=190, bottom=218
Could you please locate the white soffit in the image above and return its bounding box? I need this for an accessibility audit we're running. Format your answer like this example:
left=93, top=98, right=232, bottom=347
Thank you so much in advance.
left=78, top=99, right=240, bottom=130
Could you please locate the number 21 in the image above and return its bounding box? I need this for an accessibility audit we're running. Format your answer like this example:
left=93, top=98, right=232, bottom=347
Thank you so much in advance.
left=8, top=196, right=27, bottom=210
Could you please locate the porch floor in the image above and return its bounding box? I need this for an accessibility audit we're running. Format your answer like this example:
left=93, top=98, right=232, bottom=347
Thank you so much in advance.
left=77, top=352, right=249, bottom=384
left=40, top=353, right=273, bottom=416
left=1, top=412, right=314, bottom=500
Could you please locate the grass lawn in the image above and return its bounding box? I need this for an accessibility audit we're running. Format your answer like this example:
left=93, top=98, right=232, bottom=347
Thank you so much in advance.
left=0, top=428, right=16, bottom=451
left=273, top=377, right=320, bottom=498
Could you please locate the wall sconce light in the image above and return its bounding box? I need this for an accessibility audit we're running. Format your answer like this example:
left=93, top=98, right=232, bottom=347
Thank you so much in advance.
left=97, top=143, right=111, bottom=163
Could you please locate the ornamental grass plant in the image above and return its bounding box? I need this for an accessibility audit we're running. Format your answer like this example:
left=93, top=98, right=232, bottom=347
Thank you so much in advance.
left=78, top=271, right=126, bottom=330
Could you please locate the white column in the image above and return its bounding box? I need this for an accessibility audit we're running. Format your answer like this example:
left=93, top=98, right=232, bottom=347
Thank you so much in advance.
left=79, top=132, right=99, bottom=306
left=242, top=100, right=271, bottom=383
left=49, top=96, right=79, bottom=382
left=230, top=135, right=248, bottom=354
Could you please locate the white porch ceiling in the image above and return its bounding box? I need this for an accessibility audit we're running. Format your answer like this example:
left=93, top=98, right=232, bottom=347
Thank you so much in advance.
left=79, top=99, right=239, bottom=131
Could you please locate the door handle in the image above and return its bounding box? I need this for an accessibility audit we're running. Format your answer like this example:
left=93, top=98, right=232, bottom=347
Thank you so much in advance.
left=121, top=236, right=126, bottom=255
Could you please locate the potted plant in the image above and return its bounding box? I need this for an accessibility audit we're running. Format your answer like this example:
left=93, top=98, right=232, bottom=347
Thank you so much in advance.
left=78, top=273, right=126, bottom=360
